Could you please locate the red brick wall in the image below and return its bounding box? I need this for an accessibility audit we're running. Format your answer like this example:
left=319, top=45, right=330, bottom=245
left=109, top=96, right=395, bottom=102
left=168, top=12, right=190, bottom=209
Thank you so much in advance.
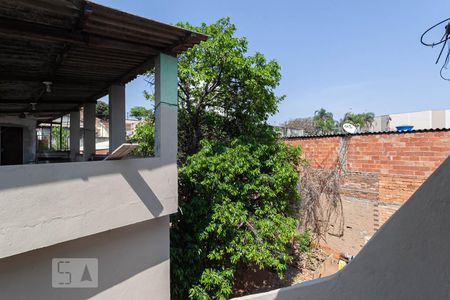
left=286, top=130, right=450, bottom=255
left=293, top=137, right=341, bottom=169
left=286, top=130, right=450, bottom=205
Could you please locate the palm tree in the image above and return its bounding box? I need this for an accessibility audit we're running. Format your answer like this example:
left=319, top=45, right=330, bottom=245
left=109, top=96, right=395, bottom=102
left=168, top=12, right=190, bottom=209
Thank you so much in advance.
left=341, top=112, right=375, bottom=132
left=313, top=108, right=337, bottom=134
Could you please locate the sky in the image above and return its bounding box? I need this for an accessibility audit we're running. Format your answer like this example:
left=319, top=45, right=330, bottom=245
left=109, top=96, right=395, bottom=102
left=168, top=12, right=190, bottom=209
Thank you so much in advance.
left=96, top=0, right=450, bottom=124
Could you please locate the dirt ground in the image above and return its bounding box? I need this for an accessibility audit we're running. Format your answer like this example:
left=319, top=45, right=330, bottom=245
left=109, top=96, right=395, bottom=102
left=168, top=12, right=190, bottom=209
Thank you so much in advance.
left=232, top=247, right=335, bottom=297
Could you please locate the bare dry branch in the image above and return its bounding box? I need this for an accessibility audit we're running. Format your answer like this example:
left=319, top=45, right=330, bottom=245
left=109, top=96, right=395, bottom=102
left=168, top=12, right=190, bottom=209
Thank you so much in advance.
left=297, top=137, right=349, bottom=242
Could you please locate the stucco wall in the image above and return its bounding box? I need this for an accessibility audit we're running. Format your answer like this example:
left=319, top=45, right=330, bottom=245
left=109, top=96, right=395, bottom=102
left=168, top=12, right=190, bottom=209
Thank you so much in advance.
left=0, top=216, right=170, bottom=300
left=235, top=157, right=450, bottom=300
left=0, top=157, right=177, bottom=259
left=446, top=110, right=450, bottom=128
left=372, top=110, right=450, bottom=131
left=389, top=110, right=433, bottom=129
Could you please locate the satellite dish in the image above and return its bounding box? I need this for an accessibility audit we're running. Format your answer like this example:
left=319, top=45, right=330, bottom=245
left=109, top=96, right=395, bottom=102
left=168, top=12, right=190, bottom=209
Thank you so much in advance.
left=343, top=123, right=357, bottom=134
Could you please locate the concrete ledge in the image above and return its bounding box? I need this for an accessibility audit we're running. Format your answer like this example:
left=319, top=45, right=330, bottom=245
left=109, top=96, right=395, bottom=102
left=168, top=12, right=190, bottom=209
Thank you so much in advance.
left=0, top=157, right=177, bottom=259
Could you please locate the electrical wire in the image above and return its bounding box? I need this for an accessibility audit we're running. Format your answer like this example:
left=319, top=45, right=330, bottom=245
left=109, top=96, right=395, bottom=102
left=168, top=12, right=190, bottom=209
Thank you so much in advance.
left=420, top=17, right=450, bottom=47
left=440, top=42, right=450, bottom=81
left=421, top=17, right=450, bottom=80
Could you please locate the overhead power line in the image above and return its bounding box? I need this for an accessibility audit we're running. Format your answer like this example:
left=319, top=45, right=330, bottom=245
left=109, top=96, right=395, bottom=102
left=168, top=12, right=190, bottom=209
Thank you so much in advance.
left=421, top=18, right=450, bottom=81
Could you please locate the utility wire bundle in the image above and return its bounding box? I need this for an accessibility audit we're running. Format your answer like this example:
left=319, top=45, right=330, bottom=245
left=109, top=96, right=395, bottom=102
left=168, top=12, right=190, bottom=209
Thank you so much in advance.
left=421, top=18, right=450, bottom=80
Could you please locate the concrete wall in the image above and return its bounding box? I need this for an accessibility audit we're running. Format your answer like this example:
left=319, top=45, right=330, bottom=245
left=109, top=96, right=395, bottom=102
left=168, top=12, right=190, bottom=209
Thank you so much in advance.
left=0, top=157, right=177, bottom=259
left=235, top=157, right=450, bottom=300
left=389, top=110, right=433, bottom=130
left=285, top=130, right=450, bottom=255
left=446, top=110, right=450, bottom=128
left=0, top=216, right=170, bottom=300
left=0, top=116, right=37, bottom=164
left=372, top=109, right=450, bottom=132
left=432, top=110, right=446, bottom=129
left=371, top=115, right=390, bottom=132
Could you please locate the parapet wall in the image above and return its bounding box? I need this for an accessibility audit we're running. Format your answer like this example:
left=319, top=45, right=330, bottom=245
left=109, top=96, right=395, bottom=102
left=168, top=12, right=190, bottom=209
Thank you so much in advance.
left=0, top=216, right=170, bottom=300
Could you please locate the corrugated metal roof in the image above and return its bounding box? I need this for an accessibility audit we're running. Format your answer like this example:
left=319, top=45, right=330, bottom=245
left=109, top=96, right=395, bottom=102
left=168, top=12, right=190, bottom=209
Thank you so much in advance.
left=0, top=0, right=207, bottom=120
left=282, top=128, right=450, bottom=140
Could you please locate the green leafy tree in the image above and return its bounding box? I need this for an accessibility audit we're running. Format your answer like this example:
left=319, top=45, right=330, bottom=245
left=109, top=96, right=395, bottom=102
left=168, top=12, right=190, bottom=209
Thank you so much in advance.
left=174, top=137, right=301, bottom=299
left=140, top=17, right=301, bottom=299
left=175, top=18, right=284, bottom=160
left=129, top=106, right=152, bottom=121
left=96, top=100, right=109, bottom=121
left=341, top=112, right=375, bottom=132
left=129, top=119, right=154, bottom=156
left=51, top=126, right=69, bottom=150
left=129, top=104, right=155, bottom=156
left=313, top=108, right=337, bottom=134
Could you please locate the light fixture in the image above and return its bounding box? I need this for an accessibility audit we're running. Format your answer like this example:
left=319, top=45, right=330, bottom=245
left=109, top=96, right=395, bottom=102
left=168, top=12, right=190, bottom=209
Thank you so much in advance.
left=42, top=81, right=53, bottom=93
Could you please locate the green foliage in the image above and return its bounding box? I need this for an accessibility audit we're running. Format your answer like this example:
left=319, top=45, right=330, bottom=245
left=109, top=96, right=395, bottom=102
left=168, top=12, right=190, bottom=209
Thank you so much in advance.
left=313, top=108, right=337, bottom=134
left=296, top=230, right=312, bottom=253
left=96, top=100, right=109, bottom=121
left=287, top=109, right=376, bottom=134
left=51, top=126, right=69, bottom=150
left=340, top=112, right=375, bottom=132
left=139, top=17, right=299, bottom=299
left=189, top=269, right=234, bottom=300
left=130, top=106, right=152, bottom=121
left=174, top=17, right=284, bottom=159
left=172, top=138, right=301, bottom=299
left=129, top=119, right=154, bottom=156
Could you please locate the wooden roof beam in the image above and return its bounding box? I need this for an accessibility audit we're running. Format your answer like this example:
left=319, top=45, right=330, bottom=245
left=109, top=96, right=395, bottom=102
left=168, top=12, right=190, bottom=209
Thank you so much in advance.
left=88, top=55, right=155, bottom=102
left=0, top=99, right=95, bottom=104
left=0, top=108, right=79, bottom=113
left=0, top=77, right=107, bottom=86
left=0, top=17, right=160, bottom=55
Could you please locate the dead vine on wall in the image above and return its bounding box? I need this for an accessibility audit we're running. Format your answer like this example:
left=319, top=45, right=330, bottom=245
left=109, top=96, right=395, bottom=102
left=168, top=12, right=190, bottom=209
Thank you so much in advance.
left=297, top=136, right=349, bottom=242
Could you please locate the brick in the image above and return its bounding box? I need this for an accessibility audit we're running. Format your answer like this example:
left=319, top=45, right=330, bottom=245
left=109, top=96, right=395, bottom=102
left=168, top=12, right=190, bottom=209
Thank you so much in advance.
left=285, top=130, right=450, bottom=207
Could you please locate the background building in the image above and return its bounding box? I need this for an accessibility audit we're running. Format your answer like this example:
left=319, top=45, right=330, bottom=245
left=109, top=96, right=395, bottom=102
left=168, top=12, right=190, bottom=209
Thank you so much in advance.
left=372, top=109, right=450, bottom=132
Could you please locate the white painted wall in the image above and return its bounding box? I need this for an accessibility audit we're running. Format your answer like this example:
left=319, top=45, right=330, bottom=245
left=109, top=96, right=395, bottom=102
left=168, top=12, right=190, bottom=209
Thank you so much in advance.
left=446, top=110, right=450, bottom=128
left=0, top=157, right=177, bottom=259
left=431, top=110, right=446, bottom=128
left=372, top=110, right=450, bottom=131
left=389, top=110, right=433, bottom=130
left=371, top=115, right=390, bottom=131
left=0, top=216, right=170, bottom=300
left=235, top=157, right=450, bottom=300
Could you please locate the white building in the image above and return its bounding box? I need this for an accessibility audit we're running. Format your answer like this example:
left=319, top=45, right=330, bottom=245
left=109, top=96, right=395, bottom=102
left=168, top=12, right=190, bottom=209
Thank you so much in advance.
left=372, top=109, right=450, bottom=132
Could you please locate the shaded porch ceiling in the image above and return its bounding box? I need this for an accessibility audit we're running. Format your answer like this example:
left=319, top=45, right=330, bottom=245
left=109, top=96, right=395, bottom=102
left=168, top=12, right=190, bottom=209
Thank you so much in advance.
left=0, top=0, right=207, bottom=121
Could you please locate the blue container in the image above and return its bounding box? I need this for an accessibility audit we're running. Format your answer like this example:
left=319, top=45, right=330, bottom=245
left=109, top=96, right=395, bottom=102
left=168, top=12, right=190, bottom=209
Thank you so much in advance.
left=396, top=125, right=414, bottom=131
